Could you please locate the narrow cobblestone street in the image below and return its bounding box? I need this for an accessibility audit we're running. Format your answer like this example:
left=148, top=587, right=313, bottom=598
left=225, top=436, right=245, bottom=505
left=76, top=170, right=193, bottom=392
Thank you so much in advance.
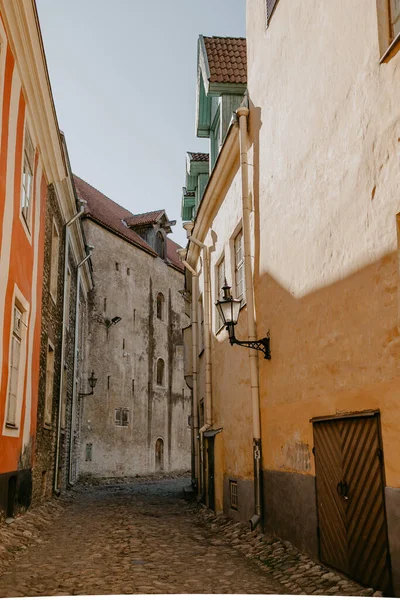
left=0, top=476, right=380, bottom=597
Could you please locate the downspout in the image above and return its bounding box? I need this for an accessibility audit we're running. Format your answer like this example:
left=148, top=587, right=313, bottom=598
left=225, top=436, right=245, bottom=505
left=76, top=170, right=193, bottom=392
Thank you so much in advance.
left=237, top=105, right=263, bottom=530
left=184, top=236, right=213, bottom=500
left=181, top=258, right=200, bottom=491
left=54, top=205, right=85, bottom=494
left=68, top=251, right=92, bottom=485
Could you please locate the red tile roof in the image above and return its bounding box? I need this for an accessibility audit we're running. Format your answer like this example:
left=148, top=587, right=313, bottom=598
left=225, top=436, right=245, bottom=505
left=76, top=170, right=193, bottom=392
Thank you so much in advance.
left=203, top=37, right=247, bottom=85
left=126, top=210, right=165, bottom=227
left=188, top=152, right=209, bottom=162
left=73, top=175, right=183, bottom=272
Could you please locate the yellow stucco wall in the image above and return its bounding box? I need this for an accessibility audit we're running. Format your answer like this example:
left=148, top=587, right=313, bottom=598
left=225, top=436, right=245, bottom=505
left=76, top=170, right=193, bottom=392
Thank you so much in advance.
left=246, top=0, right=400, bottom=487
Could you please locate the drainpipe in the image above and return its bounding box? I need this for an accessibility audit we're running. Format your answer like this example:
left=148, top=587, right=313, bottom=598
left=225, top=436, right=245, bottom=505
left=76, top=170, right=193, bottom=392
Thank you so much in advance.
left=68, top=251, right=92, bottom=485
left=183, top=235, right=213, bottom=499
left=54, top=205, right=85, bottom=494
left=180, top=257, right=200, bottom=490
left=237, top=105, right=263, bottom=530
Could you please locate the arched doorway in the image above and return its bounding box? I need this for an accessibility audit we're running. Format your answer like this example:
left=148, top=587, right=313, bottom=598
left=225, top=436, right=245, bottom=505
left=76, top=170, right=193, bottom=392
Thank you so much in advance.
left=155, top=438, right=164, bottom=471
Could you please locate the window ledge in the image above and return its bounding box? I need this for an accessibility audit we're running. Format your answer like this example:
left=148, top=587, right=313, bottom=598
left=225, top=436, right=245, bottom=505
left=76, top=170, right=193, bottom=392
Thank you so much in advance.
left=380, top=32, right=400, bottom=62
left=5, top=422, right=18, bottom=430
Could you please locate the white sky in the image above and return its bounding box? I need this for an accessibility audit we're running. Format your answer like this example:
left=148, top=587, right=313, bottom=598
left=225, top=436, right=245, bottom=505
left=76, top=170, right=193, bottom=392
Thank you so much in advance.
left=36, top=0, right=245, bottom=247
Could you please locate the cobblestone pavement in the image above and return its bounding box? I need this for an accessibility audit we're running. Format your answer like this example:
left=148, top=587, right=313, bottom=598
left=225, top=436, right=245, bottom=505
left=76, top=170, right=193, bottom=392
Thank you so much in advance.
left=0, top=475, right=382, bottom=596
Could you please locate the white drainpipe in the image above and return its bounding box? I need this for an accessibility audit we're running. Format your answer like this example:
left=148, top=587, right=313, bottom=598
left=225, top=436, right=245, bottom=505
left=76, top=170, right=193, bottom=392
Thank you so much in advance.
left=54, top=206, right=85, bottom=493
left=237, top=105, right=263, bottom=530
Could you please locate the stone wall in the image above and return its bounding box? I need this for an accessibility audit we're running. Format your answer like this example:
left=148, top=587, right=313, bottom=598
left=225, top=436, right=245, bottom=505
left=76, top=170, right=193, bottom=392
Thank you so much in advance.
left=80, top=219, right=191, bottom=477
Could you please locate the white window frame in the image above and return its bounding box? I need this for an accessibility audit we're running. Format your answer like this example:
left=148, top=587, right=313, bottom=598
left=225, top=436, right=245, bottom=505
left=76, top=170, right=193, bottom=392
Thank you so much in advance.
left=215, top=255, right=226, bottom=333
left=3, top=286, right=29, bottom=436
left=49, top=220, right=60, bottom=303
left=20, top=125, right=35, bottom=236
left=234, top=229, right=245, bottom=304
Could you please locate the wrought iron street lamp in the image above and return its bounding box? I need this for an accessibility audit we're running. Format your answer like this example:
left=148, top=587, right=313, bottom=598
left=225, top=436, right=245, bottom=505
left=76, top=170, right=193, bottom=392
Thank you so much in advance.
left=79, top=370, right=98, bottom=397
left=215, top=282, right=271, bottom=360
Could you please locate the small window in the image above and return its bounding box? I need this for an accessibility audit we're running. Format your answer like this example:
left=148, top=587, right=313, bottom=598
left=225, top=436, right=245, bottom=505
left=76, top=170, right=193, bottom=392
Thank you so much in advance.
left=230, top=480, right=238, bottom=510
left=215, top=257, right=225, bottom=331
left=115, top=408, right=129, bottom=426
left=132, top=379, right=135, bottom=395
left=49, top=221, right=60, bottom=301
left=107, top=375, right=110, bottom=390
left=115, top=262, right=119, bottom=271
left=156, top=292, right=165, bottom=320
left=127, top=267, right=130, bottom=275
left=234, top=230, right=245, bottom=303
left=44, top=342, right=55, bottom=426
left=156, top=231, right=165, bottom=258
left=103, top=298, right=107, bottom=312
left=85, top=443, right=92, bottom=461
left=198, top=296, right=204, bottom=354
left=390, top=0, right=400, bottom=39
left=6, top=306, right=23, bottom=426
left=21, top=127, right=35, bottom=230
left=122, top=338, right=125, bottom=350
left=156, top=358, right=165, bottom=386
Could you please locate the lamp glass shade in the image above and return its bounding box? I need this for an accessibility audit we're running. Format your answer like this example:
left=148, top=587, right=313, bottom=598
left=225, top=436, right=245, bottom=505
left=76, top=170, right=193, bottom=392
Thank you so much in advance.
left=88, top=371, right=97, bottom=390
left=216, top=296, right=241, bottom=326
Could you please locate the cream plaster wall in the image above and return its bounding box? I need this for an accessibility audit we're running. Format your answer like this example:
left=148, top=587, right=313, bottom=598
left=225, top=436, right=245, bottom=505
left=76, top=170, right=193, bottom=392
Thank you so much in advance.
left=246, top=0, right=400, bottom=487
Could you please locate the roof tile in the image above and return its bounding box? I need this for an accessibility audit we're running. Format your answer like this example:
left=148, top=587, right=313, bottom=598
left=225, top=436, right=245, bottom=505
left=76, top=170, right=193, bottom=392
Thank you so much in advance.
left=203, top=37, right=247, bottom=85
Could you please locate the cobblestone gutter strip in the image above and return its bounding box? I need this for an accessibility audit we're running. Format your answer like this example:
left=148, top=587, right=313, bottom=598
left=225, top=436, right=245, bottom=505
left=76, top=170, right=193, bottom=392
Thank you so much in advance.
left=0, top=493, right=75, bottom=577
left=192, top=505, right=383, bottom=597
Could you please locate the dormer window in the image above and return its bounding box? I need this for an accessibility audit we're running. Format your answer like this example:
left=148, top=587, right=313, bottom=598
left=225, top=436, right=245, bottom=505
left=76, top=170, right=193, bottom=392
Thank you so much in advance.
left=156, top=231, right=165, bottom=259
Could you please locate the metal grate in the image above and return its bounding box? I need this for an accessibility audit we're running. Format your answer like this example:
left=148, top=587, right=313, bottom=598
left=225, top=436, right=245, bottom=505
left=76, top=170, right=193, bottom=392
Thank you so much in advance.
left=230, top=480, right=238, bottom=510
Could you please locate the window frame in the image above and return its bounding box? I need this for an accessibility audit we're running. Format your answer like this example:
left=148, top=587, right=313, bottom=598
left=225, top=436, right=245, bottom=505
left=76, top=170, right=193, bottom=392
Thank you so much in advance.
left=230, top=480, right=238, bottom=510
left=115, top=407, right=129, bottom=427
left=20, top=125, right=35, bottom=234
left=215, top=255, right=226, bottom=333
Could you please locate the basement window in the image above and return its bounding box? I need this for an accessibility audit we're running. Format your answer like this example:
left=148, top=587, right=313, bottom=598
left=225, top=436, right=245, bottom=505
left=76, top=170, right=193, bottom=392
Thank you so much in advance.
left=85, top=443, right=92, bottom=461
left=230, top=480, right=238, bottom=510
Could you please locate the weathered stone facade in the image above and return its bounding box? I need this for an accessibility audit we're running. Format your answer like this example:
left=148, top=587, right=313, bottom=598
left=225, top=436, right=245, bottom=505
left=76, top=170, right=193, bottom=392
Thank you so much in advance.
left=32, top=185, right=66, bottom=505
left=75, top=178, right=191, bottom=477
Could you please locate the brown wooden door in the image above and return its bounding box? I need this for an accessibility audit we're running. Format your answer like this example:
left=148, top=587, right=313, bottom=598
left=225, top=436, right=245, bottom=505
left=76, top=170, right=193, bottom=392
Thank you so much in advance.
left=313, top=414, right=392, bottom=594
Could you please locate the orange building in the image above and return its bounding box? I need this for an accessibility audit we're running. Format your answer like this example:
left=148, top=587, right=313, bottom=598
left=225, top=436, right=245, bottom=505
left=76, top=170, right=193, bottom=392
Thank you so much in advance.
left=0, top=1, right=86, bottom=518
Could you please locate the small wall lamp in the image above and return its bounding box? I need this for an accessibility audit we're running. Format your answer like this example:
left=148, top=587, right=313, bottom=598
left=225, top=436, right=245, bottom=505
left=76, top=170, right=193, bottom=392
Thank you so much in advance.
left=215, top=282, right=271, bottom=360
left=79, top=370, right=98, bottom=397
left=106, top=316, right=122, bottom=329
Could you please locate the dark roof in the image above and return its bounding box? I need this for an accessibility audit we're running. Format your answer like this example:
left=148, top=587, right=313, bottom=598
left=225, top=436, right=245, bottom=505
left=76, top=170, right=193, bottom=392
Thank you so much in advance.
left=126, top=210, right=165, bottom=227
left=188, top=152, right=209, bottom=162
left=203, top=37, right=247, bottom=85
left=73, top=175, right=183, bottom=272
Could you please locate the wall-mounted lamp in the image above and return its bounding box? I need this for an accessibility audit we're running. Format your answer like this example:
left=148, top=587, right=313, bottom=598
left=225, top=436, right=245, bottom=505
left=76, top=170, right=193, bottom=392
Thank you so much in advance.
left=106, top=316, right=122, bottom=329
left=79, top=370, right=98, bottom=397
left=215, top=282, right=271, bottom=360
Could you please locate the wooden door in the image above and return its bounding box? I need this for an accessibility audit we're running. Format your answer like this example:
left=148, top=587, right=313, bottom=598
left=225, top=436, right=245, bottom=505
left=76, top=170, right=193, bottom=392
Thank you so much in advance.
left=313, top=413, right=392, bottom=594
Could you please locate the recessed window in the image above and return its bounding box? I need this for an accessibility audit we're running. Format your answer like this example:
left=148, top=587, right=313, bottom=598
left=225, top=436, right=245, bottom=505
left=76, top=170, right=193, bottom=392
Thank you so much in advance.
left=156, top=292, right=165, bottom=320
left=21, top=127, right=34, bottom=231
left=6, top=306, right=23, bottom=427
left=115, top=262, right=119, bottom=271
left=49, top=221, right=60, bottom=301
left=127, top=267, right=130, bottom=275
left=115, top=408, right=129, bottom=427
left=44, top=341, right=55, bottom=426
left=132, top=379, right=135, bottom=395
left=230, top=480, right=238, bottom=510
left=85, top=443, right=92, bottom=461
left=103, top=298, right=107, bottom=312
left=123, top=338, right=125, bottom=350
left=234, top=230, right=245, bottom=303
left=156, top=358, right=165, bottom=386
left=107, top=375, right=110, bottom=390
left=215, top=257, right=225, bottom=331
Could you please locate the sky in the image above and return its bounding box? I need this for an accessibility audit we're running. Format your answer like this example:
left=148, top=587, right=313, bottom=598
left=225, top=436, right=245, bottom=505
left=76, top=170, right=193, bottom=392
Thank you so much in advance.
left=36, top=0, right=246, bottom=247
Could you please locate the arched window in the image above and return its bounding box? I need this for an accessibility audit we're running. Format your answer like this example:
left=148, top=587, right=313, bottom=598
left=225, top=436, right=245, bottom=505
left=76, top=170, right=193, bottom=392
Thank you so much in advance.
left=155, top=438, right=164, bottom=471
left=156, top=231, right=165, bottom=258
left=156, top=292, right=164, bottom=320
left=156, top=358, right=165, bottom=386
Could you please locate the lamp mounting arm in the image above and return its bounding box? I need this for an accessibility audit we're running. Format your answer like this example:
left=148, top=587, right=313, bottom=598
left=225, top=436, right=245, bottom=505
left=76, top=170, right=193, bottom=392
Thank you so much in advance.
left=227, top=325, right=271, bottom=360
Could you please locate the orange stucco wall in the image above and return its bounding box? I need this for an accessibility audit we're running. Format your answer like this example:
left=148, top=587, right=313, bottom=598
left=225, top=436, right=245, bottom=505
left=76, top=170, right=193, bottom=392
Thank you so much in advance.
left=0, top=30, right=46, bottom=475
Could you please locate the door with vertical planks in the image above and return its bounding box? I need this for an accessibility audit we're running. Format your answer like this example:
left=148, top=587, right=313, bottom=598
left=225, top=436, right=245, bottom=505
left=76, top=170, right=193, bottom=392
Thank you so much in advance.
left=313, top=413, right=392, bottom=594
